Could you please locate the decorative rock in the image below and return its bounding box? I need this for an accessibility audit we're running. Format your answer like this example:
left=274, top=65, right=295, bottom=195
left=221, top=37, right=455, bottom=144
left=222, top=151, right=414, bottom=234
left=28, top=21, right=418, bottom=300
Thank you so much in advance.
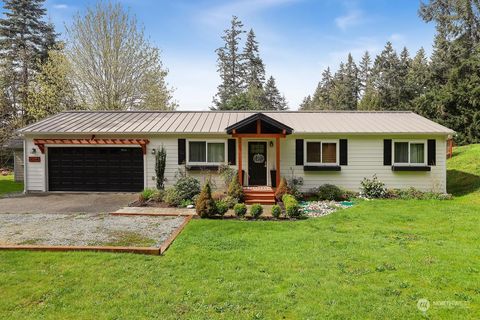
left=299, top=200, right=353, bottom=218
left=186, top=204, right=195, bottom=209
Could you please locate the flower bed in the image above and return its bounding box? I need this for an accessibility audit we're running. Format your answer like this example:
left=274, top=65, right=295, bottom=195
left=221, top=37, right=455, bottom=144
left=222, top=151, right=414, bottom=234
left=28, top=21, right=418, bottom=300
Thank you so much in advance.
left=299, top=200, right=353, bottom=217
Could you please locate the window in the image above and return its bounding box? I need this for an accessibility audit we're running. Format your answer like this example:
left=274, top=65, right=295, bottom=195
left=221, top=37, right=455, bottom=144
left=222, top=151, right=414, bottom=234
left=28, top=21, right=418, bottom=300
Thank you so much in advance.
left=393, top=141, right=425, bottom=165
left=305, top=140, right=338, bottom=165
left=188, top=140, right=225, bottom=164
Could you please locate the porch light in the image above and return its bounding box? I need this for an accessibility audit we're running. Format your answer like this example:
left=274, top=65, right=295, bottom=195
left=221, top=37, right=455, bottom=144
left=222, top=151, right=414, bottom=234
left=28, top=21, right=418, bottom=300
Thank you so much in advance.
left=269, top=141, right=274, bottom=147
left=31, top=148, right=37, bottom=154
left=151, top=148, right=156, bottom=155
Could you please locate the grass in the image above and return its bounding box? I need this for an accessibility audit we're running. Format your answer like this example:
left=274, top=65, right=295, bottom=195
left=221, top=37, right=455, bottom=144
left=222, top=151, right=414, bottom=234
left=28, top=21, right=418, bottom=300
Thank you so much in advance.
left=0, top=174, right=23, bottom=195
left=1, top=146, right=480, bottom=319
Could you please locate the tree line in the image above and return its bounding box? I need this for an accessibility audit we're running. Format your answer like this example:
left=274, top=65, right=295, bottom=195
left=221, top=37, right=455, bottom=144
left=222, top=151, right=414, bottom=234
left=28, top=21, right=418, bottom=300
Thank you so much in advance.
left=213, top=16, right=288, bottom=111
left=300, top=0, right=480, bottom=145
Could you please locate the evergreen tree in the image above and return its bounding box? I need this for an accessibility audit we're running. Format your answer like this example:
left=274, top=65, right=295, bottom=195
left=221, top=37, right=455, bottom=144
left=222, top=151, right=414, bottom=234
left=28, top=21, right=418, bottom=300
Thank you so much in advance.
left=299, top=95, right=313, bottom=110
left=213, top=16, right=246, bottom=109
left=407, top=48, right=430, bottom=101
left=358, top=51, right=372, bottom=98
left=243, top=29, right=266, bottom=89
left=311, top=67, right=334, bottom=109
left=370, top=42, right=402, bottom=110
left=398, top=47, right=412, bottom=108
left=0, top=0, right=57, bottom=125
left=264, top=76, right=288, bottom=110
left=344, top=53, right=359, bottom=110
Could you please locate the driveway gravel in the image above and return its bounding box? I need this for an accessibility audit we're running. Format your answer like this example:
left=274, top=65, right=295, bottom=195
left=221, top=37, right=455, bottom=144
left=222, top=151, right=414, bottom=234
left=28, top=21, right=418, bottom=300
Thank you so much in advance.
left=0, top=213, right=185, bottom=247
left=0, top=193, right=137, bottom=214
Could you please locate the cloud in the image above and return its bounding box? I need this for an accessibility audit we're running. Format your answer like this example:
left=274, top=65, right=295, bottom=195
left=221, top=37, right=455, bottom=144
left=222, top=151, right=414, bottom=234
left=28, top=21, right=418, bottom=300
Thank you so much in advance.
left=198, top=0, right=300, bottom=26
left=52, top=4, right=69, bottom=9
left=335, top=9, right=363, bottom=30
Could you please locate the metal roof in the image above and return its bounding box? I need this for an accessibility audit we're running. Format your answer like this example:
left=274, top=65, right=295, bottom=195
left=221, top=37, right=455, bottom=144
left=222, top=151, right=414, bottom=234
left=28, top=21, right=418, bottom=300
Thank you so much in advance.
left=18, top=111, right=454, bottom=135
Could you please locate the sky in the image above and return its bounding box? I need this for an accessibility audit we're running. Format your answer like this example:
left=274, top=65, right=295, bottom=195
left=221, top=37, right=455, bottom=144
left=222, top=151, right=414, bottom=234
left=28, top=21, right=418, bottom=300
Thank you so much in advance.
left=10, top=0, right=437, bottom=110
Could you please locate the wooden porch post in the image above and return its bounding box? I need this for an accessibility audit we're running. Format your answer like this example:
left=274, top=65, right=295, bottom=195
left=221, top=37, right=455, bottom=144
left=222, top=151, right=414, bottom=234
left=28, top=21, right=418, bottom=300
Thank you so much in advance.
left=275, top=136, right=280, bottom=188
left=238, top=136, right=243, bottom=185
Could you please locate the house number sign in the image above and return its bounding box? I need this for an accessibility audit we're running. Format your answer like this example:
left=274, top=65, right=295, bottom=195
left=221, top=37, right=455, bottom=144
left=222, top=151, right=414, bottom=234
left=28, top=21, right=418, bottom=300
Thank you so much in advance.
left=253, top=154, right=264, bottom=163
left=29, top=156, right=41, bottom=163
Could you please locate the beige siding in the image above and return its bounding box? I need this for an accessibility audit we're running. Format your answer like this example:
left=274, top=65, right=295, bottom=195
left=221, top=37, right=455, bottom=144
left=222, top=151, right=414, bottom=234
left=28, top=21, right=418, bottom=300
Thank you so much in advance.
left=279, top=135, right=447, bottom=193
left=25, top=137, right=46, bottom=192
left=23, top=133, right=448, bottom=193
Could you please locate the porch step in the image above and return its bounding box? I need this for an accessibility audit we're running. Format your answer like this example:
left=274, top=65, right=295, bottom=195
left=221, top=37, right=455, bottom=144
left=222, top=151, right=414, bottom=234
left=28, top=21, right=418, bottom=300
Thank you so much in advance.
left=245, top=198, right=276, bottom=205
left=243, top=187, right=276, bottom=205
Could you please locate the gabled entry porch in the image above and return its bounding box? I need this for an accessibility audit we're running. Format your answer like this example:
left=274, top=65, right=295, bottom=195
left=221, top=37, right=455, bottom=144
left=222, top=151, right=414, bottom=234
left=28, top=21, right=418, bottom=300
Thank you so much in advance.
left=225, top=113, right=293, bottom=190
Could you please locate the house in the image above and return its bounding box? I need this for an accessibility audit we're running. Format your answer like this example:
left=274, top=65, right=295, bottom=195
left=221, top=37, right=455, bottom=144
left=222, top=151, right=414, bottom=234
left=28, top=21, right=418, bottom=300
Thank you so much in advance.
left=17, top=110, right=453, bottom=195
left=2, top=137, right=24, bottom=183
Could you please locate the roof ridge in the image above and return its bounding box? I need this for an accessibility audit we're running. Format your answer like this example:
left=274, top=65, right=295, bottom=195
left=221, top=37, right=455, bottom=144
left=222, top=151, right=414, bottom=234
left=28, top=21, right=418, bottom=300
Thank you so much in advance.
left=62, top=110, right=415, bottom=114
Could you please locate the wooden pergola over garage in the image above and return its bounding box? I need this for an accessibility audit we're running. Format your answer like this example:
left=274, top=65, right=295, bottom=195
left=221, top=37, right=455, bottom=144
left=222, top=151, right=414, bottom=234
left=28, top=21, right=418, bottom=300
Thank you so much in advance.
left=33, top=138, right=150, bottom=154
left=225, top=113, right=293, bottom=187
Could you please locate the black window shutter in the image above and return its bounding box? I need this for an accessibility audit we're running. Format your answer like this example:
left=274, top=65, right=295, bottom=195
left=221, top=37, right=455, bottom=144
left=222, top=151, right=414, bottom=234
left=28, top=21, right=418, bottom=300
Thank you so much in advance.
left=339, top=139, right=348, bottom=165
left=427, top=139, right=436, bottom=165
left=178, top=139, right=186, bottom=164
left=384, top=139, right=392, bottom=165
left=295, top=139, right=304, bottom=165
left=228, top=139, right=236, bottom=165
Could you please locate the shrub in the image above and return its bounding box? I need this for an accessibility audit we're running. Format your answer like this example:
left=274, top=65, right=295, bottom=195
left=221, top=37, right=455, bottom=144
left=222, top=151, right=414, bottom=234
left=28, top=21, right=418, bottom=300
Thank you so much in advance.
left=150, top=189, right=164, bottom=202
left=174, top=175, right=201, bottom=201
left=196, top=182, right=216, bottom=218
left=271, top=204, right=282, bottom=219
left=212, top=191, right=226, bottom=201
left=164, top=187, right=182, bottom=206
left=215, top=200, right=229, bottom=216
left=360, top=174, right=387, bottom=199
left=228, top=175, right=244, bottom=202
left=275, top=177, right=288, bottom=200
left=218, top=164, right=237, bottom=189
left=282, top=194, right=300, bottom=218
left=155, top=145, right=167, bottom=190
left=233, top=203, right=247, bottom=217
left=223, top=195, right=238, bottom=209
left=386, top=187, right=453, bottom=200
left=140, top=188, right=156, bottom=201
left=317, top=184, right=343, bottom=201
left=179, top=199, right=194, bottom=208
left=250, top=204, right=263, bottom=219
left=287, top=171, right=304, bottom=200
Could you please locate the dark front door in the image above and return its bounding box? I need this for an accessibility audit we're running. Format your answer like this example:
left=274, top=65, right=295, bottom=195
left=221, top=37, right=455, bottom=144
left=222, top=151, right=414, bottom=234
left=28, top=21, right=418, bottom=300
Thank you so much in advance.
left=48, top=147, right=144, bottom=192
left=248, top=142, right=267, bottom=185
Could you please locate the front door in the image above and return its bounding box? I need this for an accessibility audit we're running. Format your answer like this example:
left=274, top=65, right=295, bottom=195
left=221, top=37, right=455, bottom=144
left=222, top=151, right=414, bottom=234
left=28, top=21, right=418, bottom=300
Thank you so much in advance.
left=248, top=142, right=267, bottom=185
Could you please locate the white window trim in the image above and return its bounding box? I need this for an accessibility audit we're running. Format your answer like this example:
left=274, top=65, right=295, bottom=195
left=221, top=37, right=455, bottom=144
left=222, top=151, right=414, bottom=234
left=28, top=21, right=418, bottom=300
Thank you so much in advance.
left=304, top=139, right=339, bottom=166
left=186, top=139, right=227, bottom=166
left=392, top=140, right=427, bottom=166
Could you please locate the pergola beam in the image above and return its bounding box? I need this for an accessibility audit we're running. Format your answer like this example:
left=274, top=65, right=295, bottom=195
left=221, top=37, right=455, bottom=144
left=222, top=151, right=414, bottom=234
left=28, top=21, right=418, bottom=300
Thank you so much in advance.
left=33, top=138, right=150, bottom=154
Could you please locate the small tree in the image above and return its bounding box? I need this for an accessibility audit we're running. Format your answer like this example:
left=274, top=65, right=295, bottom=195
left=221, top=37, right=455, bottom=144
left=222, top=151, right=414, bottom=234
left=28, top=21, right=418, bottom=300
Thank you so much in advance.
left=227, top=175, right=244, bottom=202
left=196, top=181, right=216, bottom=218
left=155, top=145, right=167, bottom=190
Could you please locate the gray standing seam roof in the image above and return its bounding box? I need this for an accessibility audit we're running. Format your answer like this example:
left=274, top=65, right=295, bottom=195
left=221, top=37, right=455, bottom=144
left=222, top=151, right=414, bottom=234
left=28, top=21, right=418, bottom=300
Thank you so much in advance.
left=18, top=111, right=454, bottom=135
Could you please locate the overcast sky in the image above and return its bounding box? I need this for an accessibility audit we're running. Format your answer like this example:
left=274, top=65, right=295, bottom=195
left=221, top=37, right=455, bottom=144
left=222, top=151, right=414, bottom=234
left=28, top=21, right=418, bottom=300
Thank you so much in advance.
left=35, top=0, right=436, bottom=110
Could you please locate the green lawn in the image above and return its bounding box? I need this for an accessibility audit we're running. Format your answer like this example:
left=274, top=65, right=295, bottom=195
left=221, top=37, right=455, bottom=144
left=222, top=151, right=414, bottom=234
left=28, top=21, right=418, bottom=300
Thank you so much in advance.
left=0, top=174, right=23, bottom=195
left=1, top=146, right=480, bottom=319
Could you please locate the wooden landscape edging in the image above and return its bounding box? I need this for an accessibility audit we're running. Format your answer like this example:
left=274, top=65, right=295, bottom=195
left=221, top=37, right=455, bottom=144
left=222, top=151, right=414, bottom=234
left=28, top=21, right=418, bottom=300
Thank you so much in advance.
left=110, top=212, right=196, bottom=217
left=0, top=215, right=193, bottom=256
left=159, top=215, right=192, bottom=255
left=0, top=245, right=160, bottom=255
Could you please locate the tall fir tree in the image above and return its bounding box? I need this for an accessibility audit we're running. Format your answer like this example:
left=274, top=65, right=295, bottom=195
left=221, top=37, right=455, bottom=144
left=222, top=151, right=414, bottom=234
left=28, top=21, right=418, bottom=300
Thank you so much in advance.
left=299, top=95, right=313, bottom=110
left=0, top=0, right=57, bottom=126
left=243, top=29, right=266, bottom=89
left=264, top=76, right=287, bottom=110
left=213, top=16, right=246, bottom=109
left=311, top=67, right=334, bottom=110
left=358, top=51, right=372, bottom=98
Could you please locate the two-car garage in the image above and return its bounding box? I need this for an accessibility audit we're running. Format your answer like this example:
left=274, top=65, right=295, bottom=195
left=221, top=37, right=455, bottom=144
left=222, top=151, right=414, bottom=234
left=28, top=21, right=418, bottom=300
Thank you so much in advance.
left=47, top=147, right=144, bottom=192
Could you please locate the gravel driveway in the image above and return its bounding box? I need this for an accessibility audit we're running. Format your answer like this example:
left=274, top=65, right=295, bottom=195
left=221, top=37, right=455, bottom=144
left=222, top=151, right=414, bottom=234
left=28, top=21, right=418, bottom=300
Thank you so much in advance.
left=0, top=213, right=185, bottom=247
left=0, top=193, right=137, bottom=214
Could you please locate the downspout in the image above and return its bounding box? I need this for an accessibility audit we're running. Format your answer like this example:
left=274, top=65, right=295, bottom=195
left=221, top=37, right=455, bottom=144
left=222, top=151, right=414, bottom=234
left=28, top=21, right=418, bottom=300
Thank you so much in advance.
left=23, top=137, right=27, bottom=193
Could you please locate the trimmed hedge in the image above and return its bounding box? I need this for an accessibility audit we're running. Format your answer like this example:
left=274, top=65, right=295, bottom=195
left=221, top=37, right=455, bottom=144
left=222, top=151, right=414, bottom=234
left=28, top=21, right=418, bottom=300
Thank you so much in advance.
left=250, top=204, right=263, bottom=219
left=233, top=203, right=247, bottom=217
left=282, top=194, right=300, bottom=218
left=271, top=204, right=282, bottom=219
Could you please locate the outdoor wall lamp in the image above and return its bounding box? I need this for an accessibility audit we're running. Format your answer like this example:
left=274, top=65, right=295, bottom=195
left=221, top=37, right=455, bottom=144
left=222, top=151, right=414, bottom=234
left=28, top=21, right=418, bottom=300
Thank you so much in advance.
left=151, top=148, right=156, bottom=155
left=269, top=141, right=274, bottom=147
left=31, top=148, right=37, bottom=154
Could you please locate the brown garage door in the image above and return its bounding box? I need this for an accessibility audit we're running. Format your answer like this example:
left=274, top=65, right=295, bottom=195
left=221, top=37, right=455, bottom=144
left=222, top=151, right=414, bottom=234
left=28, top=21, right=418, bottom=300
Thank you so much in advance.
left=48, top=147, right=144, bottom=192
